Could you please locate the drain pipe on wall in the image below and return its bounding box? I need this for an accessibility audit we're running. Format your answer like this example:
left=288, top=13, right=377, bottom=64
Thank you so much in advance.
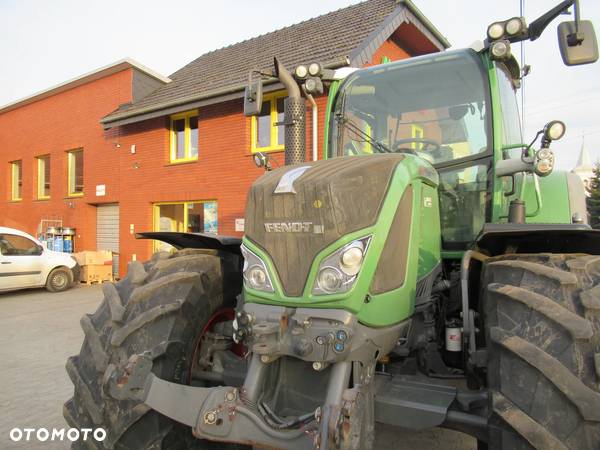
left=302, top=86, right=318, bottom=161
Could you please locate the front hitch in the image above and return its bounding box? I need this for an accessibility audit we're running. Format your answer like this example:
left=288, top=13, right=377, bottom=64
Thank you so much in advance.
left=108, top=353, right=335, bottom=449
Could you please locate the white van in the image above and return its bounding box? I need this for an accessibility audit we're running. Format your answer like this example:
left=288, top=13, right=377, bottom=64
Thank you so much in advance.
left=0, top=226, right=79, bottom=292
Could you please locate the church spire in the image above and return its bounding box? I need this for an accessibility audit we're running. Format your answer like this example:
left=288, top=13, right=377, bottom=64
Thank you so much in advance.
left=574, top=135, right=593, bottom=171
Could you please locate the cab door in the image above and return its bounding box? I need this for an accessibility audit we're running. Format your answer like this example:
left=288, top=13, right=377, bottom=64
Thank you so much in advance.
left=0, top=233, right=45, bottom=290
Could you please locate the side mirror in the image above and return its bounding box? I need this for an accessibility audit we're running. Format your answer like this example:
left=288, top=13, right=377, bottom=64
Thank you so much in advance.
left=243, top=78, right=263, bottom=117
left=558, top=20, right=599, bottom=66
left=35, top=245, right=44, bottom=256
left=253, top=152, right=272, bottom=171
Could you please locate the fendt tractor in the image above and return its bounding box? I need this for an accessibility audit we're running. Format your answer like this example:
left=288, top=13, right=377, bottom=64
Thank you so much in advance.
left=65, top=2, right=600, bottom=449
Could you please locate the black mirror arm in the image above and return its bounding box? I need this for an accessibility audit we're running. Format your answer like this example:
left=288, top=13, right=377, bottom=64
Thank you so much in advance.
left=528, top=0, right=576, bottom=41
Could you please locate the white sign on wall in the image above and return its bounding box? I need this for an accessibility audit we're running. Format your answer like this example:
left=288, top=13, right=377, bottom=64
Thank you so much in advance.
left=235, top=218, right=245, bottom=232
left=96, top=185, right=106, bottom=196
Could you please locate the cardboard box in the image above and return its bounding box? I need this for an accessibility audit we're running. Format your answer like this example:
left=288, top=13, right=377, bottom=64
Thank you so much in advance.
left=73, top=250, right=112, bottom=266
left=81, top=265, right=113, bottom=284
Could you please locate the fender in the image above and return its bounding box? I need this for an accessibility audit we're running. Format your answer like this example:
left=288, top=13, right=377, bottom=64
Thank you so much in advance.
left=474, top=223, right=600, bottom=256
left=136, top=232, right=242, bottom=256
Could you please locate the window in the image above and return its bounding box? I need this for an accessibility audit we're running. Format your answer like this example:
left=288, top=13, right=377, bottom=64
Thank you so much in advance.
left=37, top=155, right=51, bottom=199
left=0, top=234, right=42, bottom=256
left=329, top=50, right=490, bottom=165
left=251, top=93, right=285, bottom=152
left=153, top=201, right=218, bottom=251
left=10, top=160, right=22, bottom=201
left=68, top=149, right=84, bottom=196
left=438, top=163, right=490, bottom=249
left=170, top=111, right=198, bottom=162
left=495, top=63, right=523, bottom=155
left=411, top=124, right=424, bottom=150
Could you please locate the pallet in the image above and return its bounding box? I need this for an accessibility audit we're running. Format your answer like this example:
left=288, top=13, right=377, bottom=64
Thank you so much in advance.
left=80, top=265, right=113, bottom=285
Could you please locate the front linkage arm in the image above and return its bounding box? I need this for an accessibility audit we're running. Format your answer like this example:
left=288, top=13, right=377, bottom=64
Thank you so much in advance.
left=108, top=352, right=354, bottom=450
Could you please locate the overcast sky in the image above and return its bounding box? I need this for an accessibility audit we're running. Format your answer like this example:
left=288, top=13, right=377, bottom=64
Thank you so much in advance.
left=1, top=0, right=599, bottom=170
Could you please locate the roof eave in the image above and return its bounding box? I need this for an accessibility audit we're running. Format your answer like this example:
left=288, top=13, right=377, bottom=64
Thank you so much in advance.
left=101, top=56, right=349, bottom=129
left=0, top=58, right=170, bottom=116
left=400, top=0, right=451, bottom=49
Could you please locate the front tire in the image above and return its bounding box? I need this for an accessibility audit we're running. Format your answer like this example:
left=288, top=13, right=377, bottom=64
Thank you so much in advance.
left=482, top=253, right=600, bottom=449
left=64, top=249, right=248, bottom=449
left=47, top=267, right=73, bottom=292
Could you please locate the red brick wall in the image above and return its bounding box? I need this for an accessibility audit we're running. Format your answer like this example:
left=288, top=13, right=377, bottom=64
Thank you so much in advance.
left=367, top=38, right=410, bottom=66
left=0, top=69, right=133, bottom=253
left=1, top=38, right=412, bottom=277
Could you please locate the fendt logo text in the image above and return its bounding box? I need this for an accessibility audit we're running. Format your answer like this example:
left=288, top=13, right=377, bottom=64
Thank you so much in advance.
left=265, top=222, right=314, bottom=233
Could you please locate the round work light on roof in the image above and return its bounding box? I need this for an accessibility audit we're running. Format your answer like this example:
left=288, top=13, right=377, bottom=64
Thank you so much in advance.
left=295, top=65, right=308, bottom=79
left=308, top=62, right=321, bottom=77
left=487, top=22, right=505, bottom=40
left=490, top=40, right=511, bottom=60
left=505, top=17, right=523, bottom=36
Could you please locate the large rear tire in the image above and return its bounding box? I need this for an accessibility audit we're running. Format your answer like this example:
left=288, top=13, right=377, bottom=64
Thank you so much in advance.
left=481, top=253, right=600, bottom=449
left=64, top=249, right=249, bottom=450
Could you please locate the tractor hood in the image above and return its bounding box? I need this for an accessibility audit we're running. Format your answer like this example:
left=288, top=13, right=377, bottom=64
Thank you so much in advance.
left=245, top=154, right=405, bottom=297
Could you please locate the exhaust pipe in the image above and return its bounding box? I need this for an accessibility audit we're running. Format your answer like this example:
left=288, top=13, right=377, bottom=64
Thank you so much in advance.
left=274, top=58, right=306, bottom=165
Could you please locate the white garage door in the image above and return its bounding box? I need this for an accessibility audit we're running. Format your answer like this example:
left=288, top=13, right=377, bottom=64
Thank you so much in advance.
left=97, top=204, right=119, bottom=278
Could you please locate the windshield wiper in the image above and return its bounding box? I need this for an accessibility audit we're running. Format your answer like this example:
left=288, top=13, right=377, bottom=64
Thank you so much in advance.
left=336, top=115, right=391, bottom=154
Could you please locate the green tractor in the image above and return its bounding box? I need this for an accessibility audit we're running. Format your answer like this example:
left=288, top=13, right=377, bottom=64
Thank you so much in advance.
left=65, top=2, right=600, bottom=449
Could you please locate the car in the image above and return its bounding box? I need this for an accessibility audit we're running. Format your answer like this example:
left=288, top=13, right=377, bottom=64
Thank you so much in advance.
left=0, top=226, right=80, bottom=293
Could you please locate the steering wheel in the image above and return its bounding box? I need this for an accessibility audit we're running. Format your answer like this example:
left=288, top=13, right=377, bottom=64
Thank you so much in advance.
left=392, top=138, right=440, bottom=154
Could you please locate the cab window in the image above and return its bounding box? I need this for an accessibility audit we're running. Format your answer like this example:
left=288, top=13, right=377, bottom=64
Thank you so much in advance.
left=495, top=63, right=523, bottom=153
left=0, top=234, right=42, bottom=256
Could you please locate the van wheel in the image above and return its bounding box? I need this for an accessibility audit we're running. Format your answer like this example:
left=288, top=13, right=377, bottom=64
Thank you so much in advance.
left=46, top=267, right=73, bottom=292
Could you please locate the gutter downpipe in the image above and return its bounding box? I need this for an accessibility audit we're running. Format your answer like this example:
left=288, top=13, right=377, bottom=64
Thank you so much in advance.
left=302, top=86, right=318, bottom=161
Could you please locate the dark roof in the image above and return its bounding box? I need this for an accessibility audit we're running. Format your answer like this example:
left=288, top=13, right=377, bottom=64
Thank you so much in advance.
left=102, top=0, right=449, bottom=128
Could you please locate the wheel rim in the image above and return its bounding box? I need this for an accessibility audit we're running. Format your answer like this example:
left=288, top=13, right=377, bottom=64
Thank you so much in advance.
left=52, top=272, right=68, bottom=289
left=188, top=308, right=246, bottom=384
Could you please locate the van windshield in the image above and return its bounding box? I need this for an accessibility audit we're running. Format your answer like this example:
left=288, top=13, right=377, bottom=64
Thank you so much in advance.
left=328, top=50, right=490, bottom=166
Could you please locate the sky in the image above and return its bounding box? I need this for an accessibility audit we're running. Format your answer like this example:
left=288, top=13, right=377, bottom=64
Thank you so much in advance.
left=1, top=0, right=599, bottom=170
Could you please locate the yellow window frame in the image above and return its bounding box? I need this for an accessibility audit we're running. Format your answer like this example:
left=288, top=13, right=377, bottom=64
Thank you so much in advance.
left=10, top=160, right=22, bottom=201
left=37, top=155, right=50, bottom=200
left=152, top=200, right=216, bottom=252
left=169, top=110, right=198, bottom=163
left=411, top=124, right=424, bottom=150
left=250, top=92, right=285, bottom=153
left=67, top=149, right=84, bottom=197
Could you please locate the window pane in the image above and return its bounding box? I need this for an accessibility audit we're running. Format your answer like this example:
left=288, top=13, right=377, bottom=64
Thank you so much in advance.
left=256, top=100, right=271, bottom=148
left=73, top=150, right=84, bottom=194
left=0, top=234, right=38, bottom=256
left=12, top=161, right=22, bottom=200
left=187, top=202, right=204, bottom=233
left=203, top=202, right=218, bottom=234
left=189, top=116, right=198, bottom=158
left=155, top=203, right=185, bottom=252
left=277, top=97, right=285, bottom=146
left=174, top=118, right=186, bottom=159
left=496, top=65, right=523, bottom=154
left=330, top=51, right=490, bottom=165
left=39, top=156, right=50, bottom=197
left=439, top=164, right=489, bottom=248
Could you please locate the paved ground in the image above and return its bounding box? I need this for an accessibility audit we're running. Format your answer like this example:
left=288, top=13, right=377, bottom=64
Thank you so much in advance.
left=0, top=285, right=475, bottom=450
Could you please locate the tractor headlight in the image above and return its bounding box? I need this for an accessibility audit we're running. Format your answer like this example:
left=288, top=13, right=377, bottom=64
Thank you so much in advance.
left=313, top=236, right=371, bottom=295
left=241, top=244, right=274, bottom=292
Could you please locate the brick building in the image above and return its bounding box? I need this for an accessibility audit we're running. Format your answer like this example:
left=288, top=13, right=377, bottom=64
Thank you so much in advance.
left=1, top=0, right=449, bottom=276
